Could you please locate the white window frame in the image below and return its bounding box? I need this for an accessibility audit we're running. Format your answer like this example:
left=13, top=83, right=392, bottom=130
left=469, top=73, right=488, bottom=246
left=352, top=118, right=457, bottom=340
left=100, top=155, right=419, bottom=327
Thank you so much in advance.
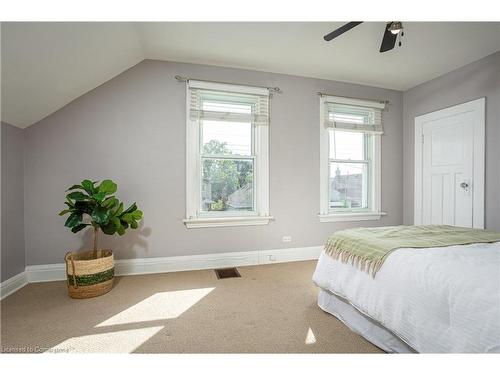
left=183, top=80, right=272, bottom=228
left=318, top=95, right=385, bottom=223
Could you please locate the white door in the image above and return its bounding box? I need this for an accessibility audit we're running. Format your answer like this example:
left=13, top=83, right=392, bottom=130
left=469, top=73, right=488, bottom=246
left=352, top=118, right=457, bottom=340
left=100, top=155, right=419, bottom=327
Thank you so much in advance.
left=414, top=98, right=485, bottom=228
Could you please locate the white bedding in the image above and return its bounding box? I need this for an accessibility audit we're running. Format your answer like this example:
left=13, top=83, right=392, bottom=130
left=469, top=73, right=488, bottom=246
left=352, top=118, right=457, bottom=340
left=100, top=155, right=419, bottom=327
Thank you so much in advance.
left=312, top=241, right=500, bottom=353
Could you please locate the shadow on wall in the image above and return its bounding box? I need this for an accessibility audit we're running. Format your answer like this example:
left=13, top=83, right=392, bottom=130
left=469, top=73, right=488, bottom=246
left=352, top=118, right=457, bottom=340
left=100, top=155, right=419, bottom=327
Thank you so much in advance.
left=412, top=59, right=499, bottom=106
left=76, top=222, right=152, bottom=260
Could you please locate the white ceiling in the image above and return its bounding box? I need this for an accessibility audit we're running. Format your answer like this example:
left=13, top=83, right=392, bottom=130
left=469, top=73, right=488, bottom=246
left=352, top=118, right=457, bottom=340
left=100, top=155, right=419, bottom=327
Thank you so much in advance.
left=2, top=22, right=500, bottom=128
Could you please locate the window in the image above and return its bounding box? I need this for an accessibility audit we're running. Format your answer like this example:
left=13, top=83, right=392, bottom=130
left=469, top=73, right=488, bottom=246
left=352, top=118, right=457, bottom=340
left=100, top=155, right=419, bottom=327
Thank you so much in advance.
left=184, top=80, right=272, bottom=228
left=329, top=131, right=370, bottom=210
left=318, top=95, right=385, bottom=222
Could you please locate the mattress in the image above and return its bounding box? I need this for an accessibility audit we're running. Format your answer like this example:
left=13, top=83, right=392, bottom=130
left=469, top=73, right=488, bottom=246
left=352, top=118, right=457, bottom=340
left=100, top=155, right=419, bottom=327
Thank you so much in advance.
left=312, top=241, right=500, bottom=353
left=317, top=288, right=415, bottom=353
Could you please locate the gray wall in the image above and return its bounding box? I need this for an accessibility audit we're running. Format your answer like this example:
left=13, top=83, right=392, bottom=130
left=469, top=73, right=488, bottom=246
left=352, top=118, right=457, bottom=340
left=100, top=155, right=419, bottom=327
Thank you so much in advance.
left=24, top=59, right=403, bottom=266
left=403, top=51, right=500, bottom=230
left=1, top=122, right=25, bottom=281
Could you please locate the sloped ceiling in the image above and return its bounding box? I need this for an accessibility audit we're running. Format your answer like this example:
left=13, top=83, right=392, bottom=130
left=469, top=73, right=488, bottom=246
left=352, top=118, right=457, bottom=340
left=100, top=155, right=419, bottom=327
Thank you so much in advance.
left=2, top=22, right=500, bottom=128
left=1, top=23, right=144, bottom=128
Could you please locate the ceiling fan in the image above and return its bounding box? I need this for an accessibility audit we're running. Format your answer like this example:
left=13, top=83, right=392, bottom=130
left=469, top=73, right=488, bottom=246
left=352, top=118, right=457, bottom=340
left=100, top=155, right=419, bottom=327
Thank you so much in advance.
left=323, top=22, right=404, bottom=52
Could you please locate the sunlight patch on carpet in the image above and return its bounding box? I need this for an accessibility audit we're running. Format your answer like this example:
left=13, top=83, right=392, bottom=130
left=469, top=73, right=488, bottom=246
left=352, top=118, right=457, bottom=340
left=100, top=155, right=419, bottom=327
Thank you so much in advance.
left=305, top=327, right=316, bottom=345
left=96, top=287, right=215, bottom=327
left=49, top=326, right=164, bottom=353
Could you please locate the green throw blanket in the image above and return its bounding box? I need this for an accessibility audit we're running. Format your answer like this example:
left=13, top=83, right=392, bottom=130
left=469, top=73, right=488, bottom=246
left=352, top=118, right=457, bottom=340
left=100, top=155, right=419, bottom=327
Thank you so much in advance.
left=324, top=225, right=500, bottom=277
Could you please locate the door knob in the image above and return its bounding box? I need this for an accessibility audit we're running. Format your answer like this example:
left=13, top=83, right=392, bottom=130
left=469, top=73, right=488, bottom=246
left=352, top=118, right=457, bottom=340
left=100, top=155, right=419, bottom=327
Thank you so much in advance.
left=460, top=182, right=469, bottom=189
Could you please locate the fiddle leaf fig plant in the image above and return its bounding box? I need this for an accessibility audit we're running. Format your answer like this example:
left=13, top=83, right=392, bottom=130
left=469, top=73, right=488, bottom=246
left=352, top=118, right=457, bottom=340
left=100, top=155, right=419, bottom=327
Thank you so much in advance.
left=59, top=179, right=143, bottom=257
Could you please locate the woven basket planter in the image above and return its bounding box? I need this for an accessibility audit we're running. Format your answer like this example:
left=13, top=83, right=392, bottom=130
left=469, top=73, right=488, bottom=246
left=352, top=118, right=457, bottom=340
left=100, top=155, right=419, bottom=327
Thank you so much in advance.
left=65, top=249, right=114, bottom=299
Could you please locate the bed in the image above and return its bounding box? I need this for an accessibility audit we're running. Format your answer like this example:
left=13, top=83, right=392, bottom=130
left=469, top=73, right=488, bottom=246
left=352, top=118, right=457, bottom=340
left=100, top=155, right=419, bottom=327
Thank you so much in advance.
left=312, top=225, right=500, bottom=353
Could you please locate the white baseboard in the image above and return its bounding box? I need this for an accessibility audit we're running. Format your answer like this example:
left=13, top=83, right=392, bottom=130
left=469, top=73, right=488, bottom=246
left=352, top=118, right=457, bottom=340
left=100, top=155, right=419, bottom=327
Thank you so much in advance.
left=0, top=271, right=28, bottom=300
left=259, top=246, right=322, bottom=264
left=26, top=263, right=68, bottom=283
left=24, top=245, right=323, bottom=284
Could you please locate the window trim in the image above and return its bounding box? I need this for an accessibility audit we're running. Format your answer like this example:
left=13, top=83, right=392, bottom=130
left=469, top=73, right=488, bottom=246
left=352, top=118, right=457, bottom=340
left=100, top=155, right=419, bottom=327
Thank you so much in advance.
left=318, top=95, right=385, bottom=222
left=184, top=80, right=271, bottom=228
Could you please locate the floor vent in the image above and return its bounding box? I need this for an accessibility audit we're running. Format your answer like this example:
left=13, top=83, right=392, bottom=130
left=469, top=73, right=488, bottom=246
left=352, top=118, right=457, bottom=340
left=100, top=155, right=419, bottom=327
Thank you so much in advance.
left=214, top=267, right=241, bottom=279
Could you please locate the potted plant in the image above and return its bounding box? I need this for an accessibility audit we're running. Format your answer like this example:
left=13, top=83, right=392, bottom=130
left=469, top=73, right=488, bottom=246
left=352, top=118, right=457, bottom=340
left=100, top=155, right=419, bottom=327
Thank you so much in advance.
left=59, top=179, right=143, bottom=299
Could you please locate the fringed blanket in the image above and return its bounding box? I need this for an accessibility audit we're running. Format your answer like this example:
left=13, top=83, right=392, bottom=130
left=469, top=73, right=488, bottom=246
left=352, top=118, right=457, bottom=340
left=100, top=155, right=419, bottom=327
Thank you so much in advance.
left=324, top=225, right=500, bottom=277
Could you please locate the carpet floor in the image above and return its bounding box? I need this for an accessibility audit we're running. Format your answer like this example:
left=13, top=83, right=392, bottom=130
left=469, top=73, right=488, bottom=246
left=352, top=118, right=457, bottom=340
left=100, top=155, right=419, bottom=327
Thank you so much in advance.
left=1, top=260, right=382, bottom=353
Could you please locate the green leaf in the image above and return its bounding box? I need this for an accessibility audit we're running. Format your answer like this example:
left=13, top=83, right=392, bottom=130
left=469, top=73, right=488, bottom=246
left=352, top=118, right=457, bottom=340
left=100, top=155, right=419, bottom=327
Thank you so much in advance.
left=101, top=222, right=116, bottom=235
left=122, top=203, right=137, bottom=215
left=91, top=206, right=110, bottom=225
left=67, top=191, right=88, bottom=201
left=130, top=220, right=138, bottom=229
left=131, top=210, right=143, bottom=220
left=58, top=209, right=71, bottom=216
left=121, top=213, right=133, bottom=223
left=92, top=192, right=106, bottom=202
left=114, top=202, right=124, bottom=216
left=74, top=201, right=93, bottom=215
left=116, top=224, right=125, bottom=236
left=65, top=197, right=75, bottom=207
left=98, top=179, right=117, bottom=195
left=106, top=216, right=125, bottom=236
left=71, top=223, right=89, bottom=233
left=103, top=197, right=117, bottom=208
left=66, top=184, right=83, bottom=191
left=64, top=212, right=82, bottom=228
left=81, top=180, right=95, bottom=194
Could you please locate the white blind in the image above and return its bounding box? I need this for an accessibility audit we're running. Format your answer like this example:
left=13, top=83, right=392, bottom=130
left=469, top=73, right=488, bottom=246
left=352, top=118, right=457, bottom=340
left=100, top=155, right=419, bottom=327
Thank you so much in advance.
left=188, top=81, right=270, bottom=126
left=323, top=97, right=384, bottom=134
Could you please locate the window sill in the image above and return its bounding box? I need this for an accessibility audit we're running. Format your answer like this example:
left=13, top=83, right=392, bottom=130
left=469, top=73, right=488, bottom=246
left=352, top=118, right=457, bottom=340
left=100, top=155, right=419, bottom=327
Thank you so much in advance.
left=318, top=211, right=386, bottom=223
left=183, top=216, right=274, bottom=229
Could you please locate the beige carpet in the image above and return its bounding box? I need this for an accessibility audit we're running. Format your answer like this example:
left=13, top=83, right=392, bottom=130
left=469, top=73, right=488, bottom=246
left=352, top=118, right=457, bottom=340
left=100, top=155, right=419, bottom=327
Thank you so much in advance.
left=1, top=260, right=382, bottom=353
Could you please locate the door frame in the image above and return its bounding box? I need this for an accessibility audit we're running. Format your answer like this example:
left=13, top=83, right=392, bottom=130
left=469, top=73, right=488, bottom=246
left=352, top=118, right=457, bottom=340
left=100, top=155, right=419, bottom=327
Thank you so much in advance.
left=414, top=98, right=485, bottom=228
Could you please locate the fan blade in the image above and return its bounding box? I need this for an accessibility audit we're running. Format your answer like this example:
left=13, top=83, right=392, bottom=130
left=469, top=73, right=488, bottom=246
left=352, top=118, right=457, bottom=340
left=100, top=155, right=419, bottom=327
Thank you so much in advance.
left=324, top=22, right=363, bottom=41
left=379, top=22, right=397, bottom=52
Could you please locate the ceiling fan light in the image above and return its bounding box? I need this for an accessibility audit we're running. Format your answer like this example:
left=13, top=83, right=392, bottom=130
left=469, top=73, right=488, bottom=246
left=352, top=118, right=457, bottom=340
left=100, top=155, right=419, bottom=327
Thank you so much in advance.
left=388, top=21, right=403, bottom=34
